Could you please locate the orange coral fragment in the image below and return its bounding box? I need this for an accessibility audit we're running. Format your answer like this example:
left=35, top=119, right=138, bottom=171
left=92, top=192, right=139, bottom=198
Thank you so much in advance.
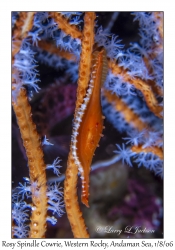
left=103, top=89, right=148, bottom=132
left=12, top=12, right=36, bottom=61
left=75, top=12, right=96, bottom=109
left=49, top=12, right=82, bottom=39
left=64, top=154, right=90, bottom=238
left=12, top=89, right=48, bottom=238
left=64, top=12, right=96, bottom=238
left=108, top=60, right=163, bottom=118
left=38, top=40, right=77, bottom=61
left=131, top=145, right=163, bottom=160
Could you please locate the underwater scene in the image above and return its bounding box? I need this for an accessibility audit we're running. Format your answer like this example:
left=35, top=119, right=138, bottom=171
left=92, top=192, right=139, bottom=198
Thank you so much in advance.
left=12, top=12, right=163, bottom=238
